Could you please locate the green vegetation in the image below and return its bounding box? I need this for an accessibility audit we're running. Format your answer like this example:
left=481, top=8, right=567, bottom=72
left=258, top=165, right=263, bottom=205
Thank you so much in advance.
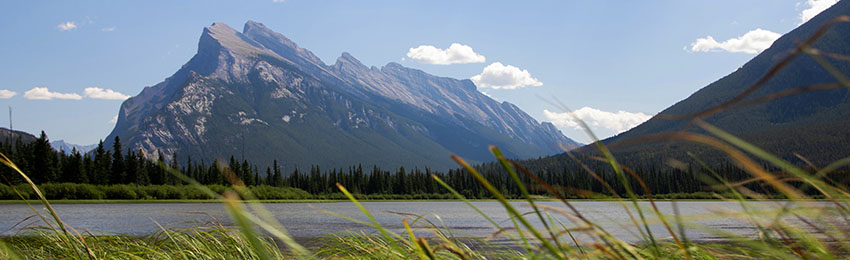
left=0, top=183, right=310, bottom=200
left=1, top=131, right=730, bottom=199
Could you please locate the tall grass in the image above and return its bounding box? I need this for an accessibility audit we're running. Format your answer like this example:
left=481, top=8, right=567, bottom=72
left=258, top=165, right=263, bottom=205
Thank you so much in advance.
left=2, top=15, right=850, bottom=260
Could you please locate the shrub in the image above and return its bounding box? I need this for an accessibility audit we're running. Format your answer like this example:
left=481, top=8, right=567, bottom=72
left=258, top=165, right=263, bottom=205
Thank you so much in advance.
left=183, top=186, right=215, bottom=200
left=250, top=185, right=311, bottom=200
left=38, top=183, right=104, bottom=200
left=104, top=185, right=138, bottom=200
left=143, top=185, right=185, bottom=200
left=0, top=184, right=16, bottom=199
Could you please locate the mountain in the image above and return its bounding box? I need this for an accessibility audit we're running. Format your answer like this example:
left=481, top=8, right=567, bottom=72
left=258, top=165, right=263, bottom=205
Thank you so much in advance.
left=587, top=1, right=850, bottom=167
left=0, top=127, right=37, bottom=146
left=104, top=21, right=579, bottom=170
left=50, top=140, right=96, bottom=154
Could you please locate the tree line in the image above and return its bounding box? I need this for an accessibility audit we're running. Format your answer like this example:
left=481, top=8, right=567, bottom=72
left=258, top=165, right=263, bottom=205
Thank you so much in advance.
left=2, top=130, right=821, bottom=199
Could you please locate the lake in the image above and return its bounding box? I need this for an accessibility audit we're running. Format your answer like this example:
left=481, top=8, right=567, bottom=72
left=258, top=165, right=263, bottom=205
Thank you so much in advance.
left=0, top=201, right=839, bottom=243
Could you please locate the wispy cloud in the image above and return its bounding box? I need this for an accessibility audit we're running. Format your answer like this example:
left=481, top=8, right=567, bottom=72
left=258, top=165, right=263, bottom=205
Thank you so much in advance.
left=406, top=43, right=486, bottom=65
left=83, top=87, right=129, bottom=100
left=688, top=28, right=781, bottom=54
left=543, top=107, right=651, bottom=134
left=101, top=26, right=116, bottom=32
left=470, top=62, right=542, bottom=89
left=800, top=0, right=839, bottom=24
left=0, top=90, right=16, bottom=99
left=57, top=21, right=77, bottom=31
left=24, top=87, right=82, bottom=100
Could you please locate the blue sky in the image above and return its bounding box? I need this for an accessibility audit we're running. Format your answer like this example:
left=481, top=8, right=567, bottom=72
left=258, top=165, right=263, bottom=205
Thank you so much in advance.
left=0, top=0, right=838, bottom=145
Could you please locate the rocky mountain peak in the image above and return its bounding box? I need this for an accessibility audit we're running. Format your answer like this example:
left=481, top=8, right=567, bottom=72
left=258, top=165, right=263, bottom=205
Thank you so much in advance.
left=243, top=21, right=294, bottom=48
left=337, top=52, right=362, bottom=65
left=106, top=20, right=580, bottom=170
left=242, top=21, right=325, bottom=67
left=382, top=62, right=404, bottom=70
left=200, top=22, right=267, bottom=56
left=332, top=52, right=370, bottom=74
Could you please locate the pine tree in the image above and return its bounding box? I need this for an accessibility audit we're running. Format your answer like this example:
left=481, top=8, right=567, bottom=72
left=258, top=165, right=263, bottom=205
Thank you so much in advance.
left=92, top=140, right=109, bottom=184
left=111, top=136, right=125, bottom=184
left=136, top=149, right=150, bottom=185
left=31, top=131, right=55, bottom=183
left=169, top=152, right=179, bottom=184
left=228, top=155, right=239, bottom=184
left=151, top=151, right=165, bottom=184
left=208, top=159, right=222, bottom=185
left=126, top=149, right=137, bottom=184
left=242, top=160, right=253, bottom=185
left=82, top=153, right=94, bottom=184
left=272, top=160, right=282, bottom=186
left=60, top=148, right=86, bottom=183
left=253, top=165, right=259, bottom=186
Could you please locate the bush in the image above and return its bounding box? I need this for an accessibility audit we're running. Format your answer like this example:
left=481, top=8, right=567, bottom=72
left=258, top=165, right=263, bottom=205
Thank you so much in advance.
left=183, top=186, right=215, bottom=200
left=250, top=185, right=311, bottom=200
left=104, top=185, right=139, bottom=200
left=38, top=183, right=104, bottom=200
left=143, top=185, right=185, bottom=200
left=0, top=184, right=16, bottom=199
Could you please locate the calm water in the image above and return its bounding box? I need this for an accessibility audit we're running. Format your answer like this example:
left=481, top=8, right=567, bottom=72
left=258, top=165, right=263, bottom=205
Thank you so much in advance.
left=0, top=201, right=839, bottom=242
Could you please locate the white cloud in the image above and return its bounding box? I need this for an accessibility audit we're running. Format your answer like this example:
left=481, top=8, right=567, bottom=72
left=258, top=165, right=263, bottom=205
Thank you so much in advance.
left=109, top=115, right=118, bottom=124
left=470, top=62, right=542, bottom=89
left=406, top=43, right=486, bottom=65
left=57, top=21, right=77, bottom=31
left=0, top=90, right=16, bottom=99
left=101, top=26, right=116, bottom=32
left=688, top=28, right=781, bottom=54
left=800, top=0, right=838, bottom=24
left=543, top=107, right=651, bottom=134
left=687, top=0, right=837, bottom=55
left=24, top=87, right=82, bottom=100
left=83, top=87, right=129, bottom=100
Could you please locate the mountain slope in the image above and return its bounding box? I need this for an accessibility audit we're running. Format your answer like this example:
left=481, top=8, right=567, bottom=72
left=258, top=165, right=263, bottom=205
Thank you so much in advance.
left=598, top=1, right=850, bottom=166
left=105, top=21, right=578, bottom=170
left=50, top=140, right=96, bottom=154
left=0, top=127, right=37, bottom=146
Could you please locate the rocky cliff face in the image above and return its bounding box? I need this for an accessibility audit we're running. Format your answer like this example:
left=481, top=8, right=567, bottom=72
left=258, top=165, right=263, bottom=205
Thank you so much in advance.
left=105, top=21, right=579, bottom=169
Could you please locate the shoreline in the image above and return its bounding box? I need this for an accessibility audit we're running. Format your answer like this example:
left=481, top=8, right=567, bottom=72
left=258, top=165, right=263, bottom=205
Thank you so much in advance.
left=0, top=198, right=826, bottom=204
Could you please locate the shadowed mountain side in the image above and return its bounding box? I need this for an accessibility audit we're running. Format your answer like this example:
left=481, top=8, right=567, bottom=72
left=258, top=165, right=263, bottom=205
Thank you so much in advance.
left=522, top=2, right=850, bottom=171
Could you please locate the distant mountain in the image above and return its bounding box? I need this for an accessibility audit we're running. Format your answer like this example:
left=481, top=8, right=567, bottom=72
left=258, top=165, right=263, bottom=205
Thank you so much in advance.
left=105, top=21, right=579, bottom=170
left=583, top=1, right=850, bottom=167
left=0, top=127, right=37, bottom=146
left=50, top=140, right=96, bottom=154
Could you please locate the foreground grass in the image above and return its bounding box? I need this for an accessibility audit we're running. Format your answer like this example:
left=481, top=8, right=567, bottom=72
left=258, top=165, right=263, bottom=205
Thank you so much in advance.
left=2, top=226, right=286, bottom=259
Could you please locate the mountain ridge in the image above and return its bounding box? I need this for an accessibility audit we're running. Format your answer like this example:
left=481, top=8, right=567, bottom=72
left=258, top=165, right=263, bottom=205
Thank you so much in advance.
left=50, top=140, right=96, bottom=154
left=567, top=1, right=850, bottom=167
left=104, top=21, right=579, bottom=170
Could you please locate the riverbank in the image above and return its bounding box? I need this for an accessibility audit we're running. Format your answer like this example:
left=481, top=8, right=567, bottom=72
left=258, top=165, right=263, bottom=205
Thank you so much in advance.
left=0, top=197, right=825, bottom=204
